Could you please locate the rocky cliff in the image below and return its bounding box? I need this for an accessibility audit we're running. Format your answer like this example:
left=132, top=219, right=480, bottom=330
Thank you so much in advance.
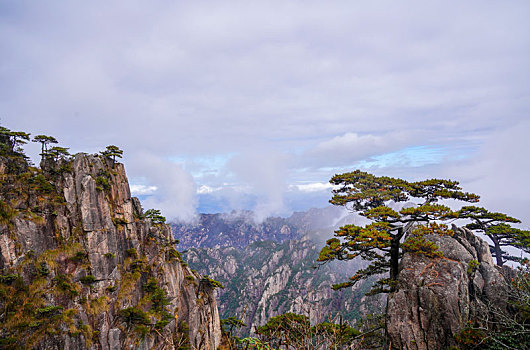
left=0, top=152, right=221, bottom=349
left=386, top=226, right=514, bottom=350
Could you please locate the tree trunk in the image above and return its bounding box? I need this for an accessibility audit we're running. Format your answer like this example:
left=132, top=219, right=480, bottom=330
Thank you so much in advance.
left=491, top=235, right=504, bottom=266
left=389, top=231, right=401, bottom=287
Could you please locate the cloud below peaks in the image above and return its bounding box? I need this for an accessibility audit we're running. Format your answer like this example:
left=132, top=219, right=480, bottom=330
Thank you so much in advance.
left=127, top=152, right=198, bottom=222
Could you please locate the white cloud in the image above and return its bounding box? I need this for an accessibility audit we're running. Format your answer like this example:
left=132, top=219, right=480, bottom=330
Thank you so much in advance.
left=441, top=120, right=530, bottom=226
left=290, top=182, right=333, bottom=193
left=130, top=184, right=157, bottom=196
left=127, top=152, right=198, bottom=222
left=1, top=1, right=529, bottom=219
left=228, top=150, right=291, bottom=221
left=307, top=132, right=402, bottom=166
left=197, top=185, right=216, bottom=194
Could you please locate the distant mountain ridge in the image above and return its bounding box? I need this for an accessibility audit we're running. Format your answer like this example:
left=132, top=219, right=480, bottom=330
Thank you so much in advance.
left=171, top=206, right=349, bottom=249
left=172, top=207, right=384, bottom=335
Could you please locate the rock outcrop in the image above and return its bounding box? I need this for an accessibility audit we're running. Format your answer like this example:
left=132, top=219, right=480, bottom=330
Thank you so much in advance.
left=386, top=226, right=513, bottom=350
left=0, top=153, right=221, bottom=349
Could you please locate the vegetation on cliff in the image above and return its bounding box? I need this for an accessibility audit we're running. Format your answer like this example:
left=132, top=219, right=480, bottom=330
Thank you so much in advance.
left=0, top=125, right=221, bottom=349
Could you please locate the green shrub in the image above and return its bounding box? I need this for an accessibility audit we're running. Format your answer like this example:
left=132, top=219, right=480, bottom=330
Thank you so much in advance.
left=134, top=324, right=149, bottom=338
left=119, top=307, right=150, bottom=326
left=71, top=251, right=88, bottom=263
left=142, top=278, right=170, bottom=312
left=176, top=320, right=191, bottom=348
left=402, top=235, right=443, bottom=258
left=0, top=274, right=19, bottom=285
left=150, top=288, right=170, bottom=312
left=35, top=305, right=63, bottom=318
left=95, top=176, right=110, bottom=191
left=0, top=337, right=17, bottom=347
left=200, top=276, right=224, bottom=290
left=113, top=217, right=128, bottom=226
left=53, top=274, right=79, bottom=296
left=37, top=262, right=50, bottom=276
left=80, top=275, right=96, bottom=285
left=467, top=259, right=480, bottom=275
left=154, top=319, right=170, bottom=330
left=0, top=200, right=17, bottom=225
left=130, top=259, right=146, bottom=273
left=144, top=209, right=166, bottom=225
left=143, top=278, right=158, bottom=293
left=166, top=248, right=181, bottom=261
left=59, top=162, right=73, bottom=173
left=126, top=247, right=138, bottom=258
left=30, top=174, right=55, bottom=194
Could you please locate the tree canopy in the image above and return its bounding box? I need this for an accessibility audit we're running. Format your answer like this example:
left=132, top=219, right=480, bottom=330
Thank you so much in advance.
left=32, top=135, right=58, bottom=155
left=0, top=127, right=30, bottom=153
left=255, top=312, right=361, bottom=349
left=100, top=145, right=123, bottom=166
left=456, top=206, right=530, bottom=266
left=47, top=146, right=71, bottom=162
left=144, top=209, right=166, bottom=225
left=318, top=170, right=479, bottom=294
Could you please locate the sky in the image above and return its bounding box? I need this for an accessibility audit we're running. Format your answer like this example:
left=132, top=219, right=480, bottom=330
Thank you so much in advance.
left=1, top=1, right=529, bottom=225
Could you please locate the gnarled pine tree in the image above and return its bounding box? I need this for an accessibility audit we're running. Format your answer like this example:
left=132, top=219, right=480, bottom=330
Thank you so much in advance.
left=318, top=170, right=479, bottom=294
left=100, top=145, right=123, bottom=167
left=456, top=206, right=529, bottom=266
left=32, top=135, right=58, bottom=155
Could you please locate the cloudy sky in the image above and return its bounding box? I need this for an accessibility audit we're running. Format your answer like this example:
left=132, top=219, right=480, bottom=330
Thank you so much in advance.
left=1, top=1, right=529, bottom=225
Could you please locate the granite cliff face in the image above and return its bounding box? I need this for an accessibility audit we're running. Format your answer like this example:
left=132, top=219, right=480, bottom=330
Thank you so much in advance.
left=0, top=152, right=221, bottom=349
left=386, top=226, right=513, bottom=350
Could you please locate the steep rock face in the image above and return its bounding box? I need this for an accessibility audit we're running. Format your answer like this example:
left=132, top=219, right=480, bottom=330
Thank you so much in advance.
left=0, top=153, right=221, bottom=349
left=185, top=238, right=384, bottom=335
left=386, top=227, right=512, bottom=350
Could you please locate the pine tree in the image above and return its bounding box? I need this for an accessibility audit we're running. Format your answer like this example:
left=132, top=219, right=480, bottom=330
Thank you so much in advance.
left=456, top=206, right=529, bottom=266
left=318, top=170, right=479, bottom=294
left=47, top=146, right=71, bottom=162
left=32, top=135, right=58, bottom=155
left=144, top=209, right=166, bottom=225
left=0, top=127, right=30, bottom=153
left=100, top=145, right=123, bottom=167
